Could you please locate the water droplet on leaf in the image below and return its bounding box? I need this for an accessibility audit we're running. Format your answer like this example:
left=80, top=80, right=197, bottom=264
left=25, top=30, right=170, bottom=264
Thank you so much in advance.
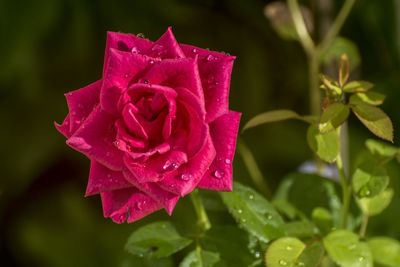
left=279, top=260, right=287, bottom=266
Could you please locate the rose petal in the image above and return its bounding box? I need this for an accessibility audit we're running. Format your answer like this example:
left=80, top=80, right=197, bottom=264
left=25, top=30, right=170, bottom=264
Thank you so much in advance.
left=101, top=187, right=162, bottom=224
left=141, top=57, right=205, bottom=104
left=101, top=49, right=155, bottom=115
left=181, top=44, right=236, bottom=122
left=124, top=150, right=188, bottom=183
left=66, top=105, right=124, bottom=170
left=86, top=161, right=132, bottom=196
left=198, top=111, right=241, bottom=191
left=158, top=131, right=216, bottom=196
left=65, top=80, right=102, bottom=134
left=122, top=103, right=148, bottom=140
left=122, top=169, right=180, bottom=215
left=146, top=27, right=186, bottom=59
left=103, top=31, right=153, bottom=77
left=54, top=114, right=71, bottom=138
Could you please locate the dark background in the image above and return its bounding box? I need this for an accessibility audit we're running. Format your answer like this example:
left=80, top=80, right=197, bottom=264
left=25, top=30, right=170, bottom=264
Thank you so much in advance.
left=1, top=0, right=400, bottom=266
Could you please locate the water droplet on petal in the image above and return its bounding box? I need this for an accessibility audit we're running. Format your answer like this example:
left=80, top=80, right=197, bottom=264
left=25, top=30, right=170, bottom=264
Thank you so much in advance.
left=136, top=33, right=145, bottom=38
left=180, top=173, right=193, bottom=181
left=192, top=48, right=198, bottom=53
left=206, top=54, right=215, bottom=61
left=143, top=79, right=149, bottom=84
left=124, top=73, right=129, bottom=78
left=224, top=158, right=231, bottom=164
left=163, top=160, right=178, bottom=172
left=149, top=60, right=155, bottom=65
left=213, top=169, right=225, bottom=179
left=136, top=200, right=146, bottom=210
left=131, top=46, right=139, bottom=54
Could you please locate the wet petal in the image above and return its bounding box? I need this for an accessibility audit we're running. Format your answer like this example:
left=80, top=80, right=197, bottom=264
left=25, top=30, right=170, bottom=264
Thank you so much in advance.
left=66, top=105, right=124, bottom=171
left=101, top=187, right=162, bottom=224
left=101, top=49, right=155, bottom=115
left=146, top=27, right=185, bottom=59
left=54, top=114, right=70, bottom=138
left=181, top=44, right=236, bottom=122
left=141, top=57, right=204, bottom=103
left=86, top=160, right=132, bottom=196
left=198, top=111, right=241, bottom=191
left=123, top=169, right=180, bottom=215
left=158, top=132, right=216, bottom=196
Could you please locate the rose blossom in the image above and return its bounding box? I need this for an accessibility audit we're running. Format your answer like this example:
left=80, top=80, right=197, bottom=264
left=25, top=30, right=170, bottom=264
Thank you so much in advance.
left=55, top=27, right=241, bottom=223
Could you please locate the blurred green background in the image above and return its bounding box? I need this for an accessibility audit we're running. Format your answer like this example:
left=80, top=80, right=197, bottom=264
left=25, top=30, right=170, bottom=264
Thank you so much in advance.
left=1, top=0, right=400, bottom=266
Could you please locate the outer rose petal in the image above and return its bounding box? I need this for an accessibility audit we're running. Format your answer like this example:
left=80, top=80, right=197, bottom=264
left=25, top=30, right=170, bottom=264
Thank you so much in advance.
left=66, top=105, right=124, bottom=171
left=141, top=57, right=205, bottom=104
left=146, top=27, right=185, bottom=59
left=123, top=170, right=180, bottom=215
left=158, top=132, right=216, bottom=196
left=198, top=111, right=241, bottom=191
left=101, top=49, right=156, bottom=115
left=85, top=161, right=132, bottom=196
left=181, top=44, right=236, bottom=122
left=103, top=31, right=153, bottom=76
left=55, top=114, right=70, bottom=138
left=101, top=188, right=162, bottom=224
left=66, top=80, right=102, bottom=134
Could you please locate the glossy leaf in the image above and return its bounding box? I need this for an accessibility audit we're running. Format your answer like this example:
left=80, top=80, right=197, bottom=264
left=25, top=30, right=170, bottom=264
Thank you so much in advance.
left=352, top=164, right=389, bottom=198
left=319, top=103, right=350, bottom=133
left=352, top=104, right=393, bottom=142
left=358, top=188, right=394, bottom=216
left=307, top=124, right=340, bottom=163
left=312, top=207, right=333, bottom=234
left=323, top=230, right=373, bottom=267
left=265, top=237, right=306, bottom=267
left=220, top=182, right=285, bottom=243
left=297, top=242, right=325, bottom=267
left=125, top=221, right=192, bottom=258
left=349, top=92, right=386, bottom=106
left=283, top=221, right=316, bottom=238
left=343, top=81, right=374, bottom=93
left=179, top=249, right=220, bottom=267
left=368, top=237, right=400, bottom=267
left=243, top=109, right=313, bottom=131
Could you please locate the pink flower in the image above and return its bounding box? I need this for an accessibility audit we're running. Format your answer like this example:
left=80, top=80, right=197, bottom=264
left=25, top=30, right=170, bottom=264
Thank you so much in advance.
left=55, top=27, right=241, bottom=223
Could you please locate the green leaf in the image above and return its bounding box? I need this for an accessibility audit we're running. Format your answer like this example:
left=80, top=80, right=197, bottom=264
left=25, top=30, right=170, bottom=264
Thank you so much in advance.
left=319, top=103, right=350, bottom=133
left=365, top=139, right=399, bottom=158
left=368, top=237, right=400, bottom=267
left=220, top=182, right=285, bottom=243
left=349, top=92, right=386, bottom=106
left=339, top=54, right=350, bottom=86
left=343, top=81, right=374, bottom=93
left=297, top=242, right=325, bottom=267
left=243, top=109, right=313, bottom=131
left=283, top=221, right=316, bottom=238
left=352, top=104, right=394, bottom=142
left=320, top=74, right=342, bottom=96
left=322, top=37, right=361, bottom=69
left=307, top=124, right=340, bottom=163
left=352, top=164, right=389, bottom=198
left=358, top=188, right=394, bottom=216
left=323, top=230, right=373, bottom=267
left=125, top=221, right=192, bottom=258
left=265, top=237, right=306, bottom=267
left=312, top=207, right=333, bottom=234
left=179, top=249, right=220, bottom=267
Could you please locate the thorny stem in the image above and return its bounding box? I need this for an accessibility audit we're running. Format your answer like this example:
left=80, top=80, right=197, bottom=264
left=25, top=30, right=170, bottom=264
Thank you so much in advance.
left=190, top=190, right=211, bottom=232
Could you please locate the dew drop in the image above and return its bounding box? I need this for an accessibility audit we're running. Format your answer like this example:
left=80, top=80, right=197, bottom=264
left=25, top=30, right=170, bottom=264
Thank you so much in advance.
left=136, top=33, right=145, bottom=38
left=131, top=46, right=139, bottom=54
left=192, top=48, right=198, bottom=53
left=224, top=158, right=231, bottom=164
left=267, top=214, right=273, bottom=220
left=143, top=79, right=149, bottom=84
left=296, top=262, right=305, bottom=266
left=358, top=256, right=365, bottom=262
left=206, top=54, right=215, bottom=61
left=136, top=200, right=146, bottom=210
left=213, top=169, right=225, bottom=179
left=124, top=73, right=129, bottom=78
left=163, top=160, right=178, bottom=172
left=241, top=218, right=246, bottom=223
left=248, top=194, right=254, bottom=200
left=180, top=173, right=193, bottom=181
left=237, top=209, right=243, bottom=214
left=254, top=251, right=261, bottom=258
left=149, top=60, right=155, bottom=65
left=279, top=260, right=287, bottom=266
left=286, top=245, right=292, bottom=251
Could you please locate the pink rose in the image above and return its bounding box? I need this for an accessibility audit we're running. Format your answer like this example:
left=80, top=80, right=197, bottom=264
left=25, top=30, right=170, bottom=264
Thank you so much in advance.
left=55, top=27, right=241, bottom=223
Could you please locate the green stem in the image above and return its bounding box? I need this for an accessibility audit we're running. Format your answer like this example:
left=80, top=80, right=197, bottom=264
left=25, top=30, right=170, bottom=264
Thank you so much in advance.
left=359, top=214, right=369, bottom=237
left=309, top=51, right=321, bottom=116
left=190, top=190, right=211, bottom=232
left=288, top=0, right=315, bottom=56
left=318, top=0, right=357, bottom=54
left=336, top=149, right=351, bottom=228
